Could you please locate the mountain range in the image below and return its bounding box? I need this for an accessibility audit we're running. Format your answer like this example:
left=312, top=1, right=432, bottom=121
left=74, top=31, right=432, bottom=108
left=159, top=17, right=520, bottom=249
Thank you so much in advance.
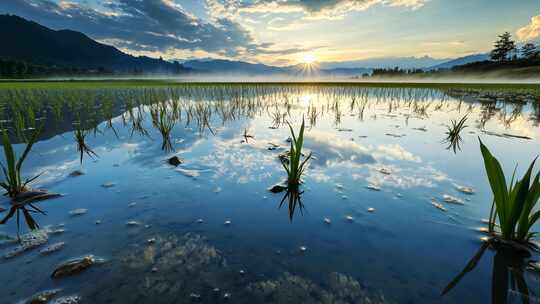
left=0, top=14, right=492, bottom=77
left=0, top=14, right=188, bottom=74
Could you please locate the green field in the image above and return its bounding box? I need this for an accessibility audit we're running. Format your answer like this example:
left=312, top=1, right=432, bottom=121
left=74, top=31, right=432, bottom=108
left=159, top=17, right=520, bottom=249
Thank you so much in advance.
left=1, top=79, right=540, bottom=91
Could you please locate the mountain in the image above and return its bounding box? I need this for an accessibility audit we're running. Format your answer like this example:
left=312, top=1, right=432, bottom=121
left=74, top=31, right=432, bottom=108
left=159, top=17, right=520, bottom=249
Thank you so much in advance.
left=0, top=14, right=188, bottom=74
left=183, top=59, right=289, bottom=75
left=428, top=54, right=490, bottom=70
left=318, top=56, right=451, bottom=69
left=184, top=59, right=371, bottom=77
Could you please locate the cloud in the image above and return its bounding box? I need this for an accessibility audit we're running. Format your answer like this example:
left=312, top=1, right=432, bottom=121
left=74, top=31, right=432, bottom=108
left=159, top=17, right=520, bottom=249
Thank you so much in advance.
left=517, top=15, right=540, bottom=42
left=226, top=0, right=429, bottom=20
left=0, top=0, right=257, bottom=56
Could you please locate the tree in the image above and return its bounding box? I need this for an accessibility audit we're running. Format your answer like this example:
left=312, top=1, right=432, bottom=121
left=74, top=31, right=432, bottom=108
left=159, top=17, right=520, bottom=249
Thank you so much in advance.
left=521, top=43, right=538, bottom=59
left=490, top=32, right=516, bottom=62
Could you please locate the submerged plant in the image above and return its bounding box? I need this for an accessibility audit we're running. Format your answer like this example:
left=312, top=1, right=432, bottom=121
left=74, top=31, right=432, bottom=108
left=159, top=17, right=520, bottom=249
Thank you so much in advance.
left=281, top=118, right=312, bottom=188
left=444, top=115, right=468, bottom=153
left=74, top=126, right=98, bottom=164
left=480, top=139, right=540, bottom=244
left=0, top=128, right=41, bottom=197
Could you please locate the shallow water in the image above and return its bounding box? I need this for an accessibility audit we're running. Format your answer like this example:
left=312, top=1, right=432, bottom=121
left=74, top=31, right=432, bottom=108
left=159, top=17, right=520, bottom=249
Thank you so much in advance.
left=0, top=85, right=539, bottom=303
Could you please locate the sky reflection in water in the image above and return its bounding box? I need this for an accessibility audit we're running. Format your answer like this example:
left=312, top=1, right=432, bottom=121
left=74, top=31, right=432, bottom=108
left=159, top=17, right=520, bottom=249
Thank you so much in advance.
left=0, top=85, right=539, bottom=303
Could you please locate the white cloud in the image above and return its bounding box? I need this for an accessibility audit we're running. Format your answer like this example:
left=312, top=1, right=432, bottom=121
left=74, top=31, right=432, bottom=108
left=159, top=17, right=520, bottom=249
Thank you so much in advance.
left=517, top=15, right=540, bottom=41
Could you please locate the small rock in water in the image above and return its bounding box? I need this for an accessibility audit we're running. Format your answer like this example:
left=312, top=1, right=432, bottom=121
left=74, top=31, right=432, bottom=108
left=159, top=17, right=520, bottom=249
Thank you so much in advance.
left=50, top=295, right=81, bottom=304
left=443, top=194, right=464, bottom=205
left=223, top=292, right=231, bottom=300
left=213, top=288, right=221, bottom=294
left=69, top=170, right=84, bottom=177
left=196, top=219, right=204, bottom=224
left=51, top=256, right=96, bottom=279
left=24, top=288, right=62, bottom=304
left=268, top=184, right=287, bottom=193
left=128, top=202, right=137, bottom=208
left=167, top=156, right=183, bottom=167
left=224, top=220, right=232, bottom=226
left=40, top=242, right=65, bottom=255
left=378, top=168, right=391, bottom=175
left=69, top=209, right=87, bottom=216
left=189, top=293, right=201, bottom=300
left=335, top=183, right=344, bottom=190
left=455, top=185, right=475, bottom=195
left=323, top=218, right=332, bottom=225
left=239, top=269, right=245, bottom=275
left=366, top=184, right=381, bottom=191
left=147, top=238, right=156, bottom=244
left=299, top=246, right=307, bottom=253
left=345, top=215, right=354, bottom=222
left=430, top=200, right=447, bottom=212
left=95, top=220, right=101, bottom=225
left=367, top=208, right=375, bottom=213
left=126, top=221, right=140, bottom=226
left=101, top=182, right=115, bottom=188
left=151, top=267, right=158, bottom=273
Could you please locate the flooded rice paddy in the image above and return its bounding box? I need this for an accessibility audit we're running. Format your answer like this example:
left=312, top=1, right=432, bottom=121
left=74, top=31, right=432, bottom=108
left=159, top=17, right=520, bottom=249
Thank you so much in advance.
left=0, top=84, right=539, bottom=303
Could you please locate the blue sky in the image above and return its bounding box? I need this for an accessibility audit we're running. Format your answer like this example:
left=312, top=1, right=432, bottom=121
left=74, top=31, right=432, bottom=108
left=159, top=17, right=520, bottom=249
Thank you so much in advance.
left=1, top=0, right=539, bottom=66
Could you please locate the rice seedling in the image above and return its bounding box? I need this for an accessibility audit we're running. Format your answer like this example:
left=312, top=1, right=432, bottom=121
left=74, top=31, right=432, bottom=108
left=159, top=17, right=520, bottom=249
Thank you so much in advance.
left=74, top=125, right=98, bottom=164
left=0, top=128, right=41, bottom=197
left=444, top=115, right=468, bottom=153
left=151, top=105, right=176, bottom=152
left=480, top=139, right=540, bottom=245
left=281, top=118, right=312, bottom=189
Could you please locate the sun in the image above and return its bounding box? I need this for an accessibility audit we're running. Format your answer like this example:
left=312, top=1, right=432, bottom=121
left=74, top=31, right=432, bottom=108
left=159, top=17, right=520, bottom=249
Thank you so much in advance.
left=302, top=53, right=317, bottom=65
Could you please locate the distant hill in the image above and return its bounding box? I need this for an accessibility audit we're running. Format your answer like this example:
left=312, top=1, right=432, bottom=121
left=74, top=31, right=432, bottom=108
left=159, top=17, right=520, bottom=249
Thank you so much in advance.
left=184, top=59, right=371, bottom=77
left=318, top=56, right=451, bottom=70
left=0, top=14, right=189, bottom=74
left=428, top=54, right=490, bottom=70
left=184, top=59, right=289, bottom=75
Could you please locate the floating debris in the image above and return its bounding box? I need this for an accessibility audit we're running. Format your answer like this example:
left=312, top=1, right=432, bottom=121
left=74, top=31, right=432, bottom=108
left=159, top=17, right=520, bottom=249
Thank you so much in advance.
left=49, top=295, right=81, bottom=304
left=69, top=170, right=84, bottom=177
left=189, top=293, right=201, bottom=300
left=95, top=220, right=101, bottom=225
left=367, top=208, right=376, bottom=213
left=126, top=221, right=140, bottom=226
left=39, top=242, right=65, bottom=255
left=455, top=185, right=475, bottom=195
left=345, top=215, right=354, bottom=222
left=167, top=156, right=183, bottom=166
left=337, top=128, right=353, bottom=132
left=196, top=219, right=204, bottom=224
left=224, top=220, right=232, bottom=226
left=147, top=238, right=156, bottom=244
left=502, top=133, right=533, bottom=140
left=267, top=143, right=281, bottom=151
left=3, top=229, right=48, bottom=259
left=430, top=200, right=447, bottom=212
left=101, top=182, right=116, bottom=188
left=299, top=246, right=307, bottom=253
left=413, top=127, right=428, bottom=132
left=385, top=133, right=405, bottom=138
left=268, top=184, right=287, bottom=193
left=223, top=293, right=231, bottom=300
left=128, top=202, right=137, bottom=207
left=443, top=194, right=464, bottom=205
left=51, top=255, right=98, bottom=279
left=323, top=218, right=332, bottom=225
left=335, top=183, right=344, bottom=190
left=366, top=184, right=381, bottom=191
left=239, top=269, right=246, bottom=275
left=69, top=208, right=88, bottom=216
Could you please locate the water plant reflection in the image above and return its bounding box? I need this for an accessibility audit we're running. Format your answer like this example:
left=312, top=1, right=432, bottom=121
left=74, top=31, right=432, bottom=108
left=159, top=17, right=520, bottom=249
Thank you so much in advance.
left=278, top=188, right=305, bottom=222
left=443, top=115, right=468, bottom=153
left=442, top=238, right=535, bottom=304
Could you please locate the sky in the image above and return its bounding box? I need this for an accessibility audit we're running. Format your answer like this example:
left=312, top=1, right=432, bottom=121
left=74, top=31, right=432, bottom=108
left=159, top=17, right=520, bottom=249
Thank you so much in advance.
left=1, top=0, right=539, bottom=66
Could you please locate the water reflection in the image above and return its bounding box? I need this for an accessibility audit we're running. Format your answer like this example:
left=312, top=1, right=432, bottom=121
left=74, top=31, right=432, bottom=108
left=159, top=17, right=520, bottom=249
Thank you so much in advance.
left=442, top=240, right=536, bottom=304
left=278, top=188, right=306, bottom=222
